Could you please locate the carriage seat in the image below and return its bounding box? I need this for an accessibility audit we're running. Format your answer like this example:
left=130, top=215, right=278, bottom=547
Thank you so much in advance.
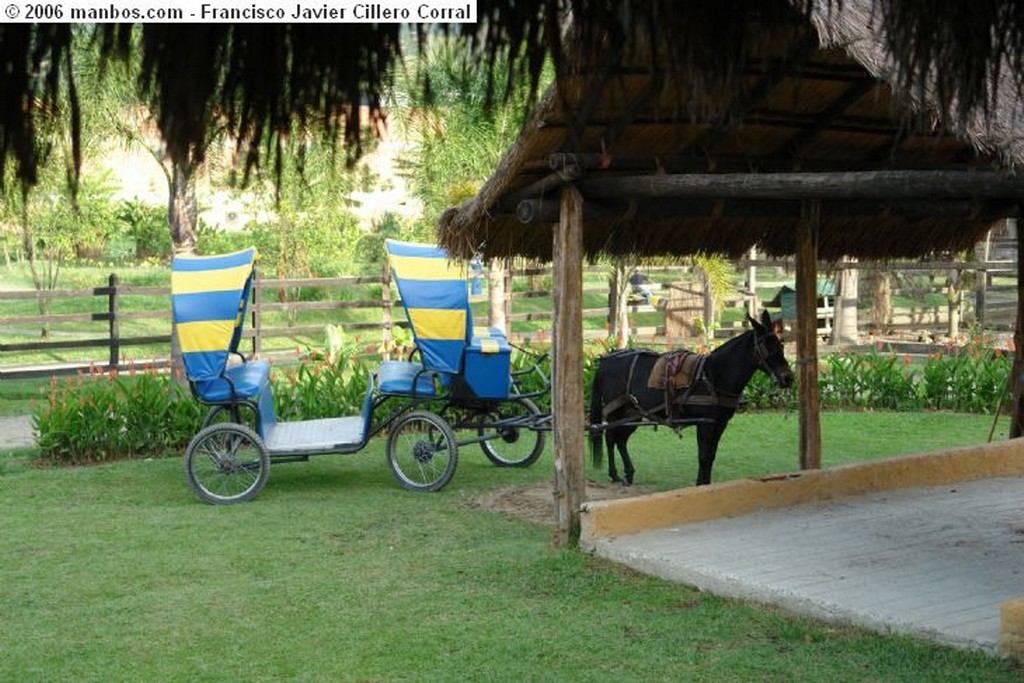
left=462, top=332, right=512, bottom=399
left=377, top=360, right=438, bottom=396
left=193, top=359, right=271, bottom=403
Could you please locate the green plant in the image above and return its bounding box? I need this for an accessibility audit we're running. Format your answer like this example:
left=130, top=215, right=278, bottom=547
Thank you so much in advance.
left=272, top=329, right=371, bottom=420
left=33, top=364, right=204, bottom=463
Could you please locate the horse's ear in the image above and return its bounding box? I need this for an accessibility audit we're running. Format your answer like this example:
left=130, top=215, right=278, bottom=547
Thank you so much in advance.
left=761, top=310, right=773, bottom=332
left=748, top=314, right=763, bottom=332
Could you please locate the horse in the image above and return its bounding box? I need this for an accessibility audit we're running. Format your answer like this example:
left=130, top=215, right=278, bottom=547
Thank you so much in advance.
left=588, top=310, right=793, bottom=487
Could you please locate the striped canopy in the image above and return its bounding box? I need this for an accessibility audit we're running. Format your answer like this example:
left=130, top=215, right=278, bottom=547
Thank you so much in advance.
left=386, top=239, right=470, bottom=375
left=171, top=248, right=258, bottom=381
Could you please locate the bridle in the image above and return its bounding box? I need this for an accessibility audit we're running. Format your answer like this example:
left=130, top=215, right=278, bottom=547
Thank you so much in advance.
left=753, top=330, right=787, bottom=387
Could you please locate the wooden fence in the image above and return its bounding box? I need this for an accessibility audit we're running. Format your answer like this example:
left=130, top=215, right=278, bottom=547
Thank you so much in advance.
left=0, top=257, right=1017, bottom=379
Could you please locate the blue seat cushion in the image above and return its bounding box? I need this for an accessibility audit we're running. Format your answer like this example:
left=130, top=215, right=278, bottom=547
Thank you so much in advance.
left=378, top=360, right=437, bottom=396
left=193, top=360, right=271, bottom=403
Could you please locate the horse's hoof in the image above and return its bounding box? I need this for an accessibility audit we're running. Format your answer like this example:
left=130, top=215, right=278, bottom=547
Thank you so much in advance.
left=609, top=476, right=621, bottom=484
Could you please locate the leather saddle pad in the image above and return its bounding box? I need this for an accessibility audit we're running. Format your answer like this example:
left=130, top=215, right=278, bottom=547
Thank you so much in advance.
left=647, top=350, right=702, bottom=391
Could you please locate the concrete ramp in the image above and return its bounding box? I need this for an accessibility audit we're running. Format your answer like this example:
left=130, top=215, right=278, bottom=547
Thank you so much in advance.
left=581, top=440, right=1024, bottom=656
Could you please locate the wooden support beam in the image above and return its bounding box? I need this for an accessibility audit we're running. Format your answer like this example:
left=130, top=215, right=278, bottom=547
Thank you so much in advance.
left=552, top=185, right=586, bottom=548
left=1011, top=218, right=1024, bottom=438
left=513, top=195, right=1019, bottom=224
left=796, top=202, right=822, bottom=471
left=497, top=163, right=584, bottom=213
left=576, top=170, right=1024, bottom=201
left=776, top=79, right=878, bottom=159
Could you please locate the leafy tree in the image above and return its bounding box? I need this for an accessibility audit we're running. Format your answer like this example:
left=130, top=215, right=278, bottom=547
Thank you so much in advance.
left=401, top=38, right=547, bottom=231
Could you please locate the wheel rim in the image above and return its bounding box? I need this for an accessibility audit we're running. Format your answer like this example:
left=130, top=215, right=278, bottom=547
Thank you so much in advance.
left=390, top=414, right=455, bottom=490
left=188, top=426, right=266, bottom=503
left=479, top=398, right=545, bottom=467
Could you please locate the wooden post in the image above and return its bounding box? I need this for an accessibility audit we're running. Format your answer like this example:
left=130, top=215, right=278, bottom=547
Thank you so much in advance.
left=1010, top=218, right=1024, bottom=438
left=746, top=246, right=758, bottom=317
left=381, top=263, right=392, bottom=361
left=107, top=274, right=119, bottom=370
left=796, top=203, right=822, bottom=470
left=252, top=267, right=262, bottom=358
left=552, top=185, right=585, bottom=548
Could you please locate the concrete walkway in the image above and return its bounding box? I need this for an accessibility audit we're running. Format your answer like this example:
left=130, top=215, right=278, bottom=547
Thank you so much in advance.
left=592, top=476, right=1024, bottom=654
left=0, top=415, right=35, bottom=450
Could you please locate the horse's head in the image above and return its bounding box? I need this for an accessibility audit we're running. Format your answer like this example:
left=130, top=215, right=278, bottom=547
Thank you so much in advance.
left=748, top=310, right=794, bottom=388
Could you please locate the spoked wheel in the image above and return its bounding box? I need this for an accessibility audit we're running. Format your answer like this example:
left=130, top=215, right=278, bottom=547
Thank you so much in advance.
left=478, top=397, right=546, bottom=468
left=202, top=403, right=260, bottom=432
left=184, top=423, right=270, bottom=504
left=386, top=410, right=458, bottom=492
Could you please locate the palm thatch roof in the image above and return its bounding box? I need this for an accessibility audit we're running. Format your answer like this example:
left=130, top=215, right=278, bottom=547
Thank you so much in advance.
left=3, top=2, right=1024, bottom=235
left=437, top=0, right=1024, bottom=262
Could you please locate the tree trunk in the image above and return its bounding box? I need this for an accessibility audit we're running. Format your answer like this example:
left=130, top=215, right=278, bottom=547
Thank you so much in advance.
left=168, top=158, right=197, bottom=256
left=870, top=267, right=892, bottom=335
left=830, top=259, right=859, bottom=345
left=609, top=261, right=630, bottom=349
left=168, top=156, right=198, bottom=387
left=947, top=270, right=962, bottom=339
left=488, top=258, right=507, bottom=335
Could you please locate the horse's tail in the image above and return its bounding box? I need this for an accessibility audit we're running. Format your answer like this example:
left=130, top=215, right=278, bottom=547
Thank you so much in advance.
left=589, top=360, right=605, bottom=468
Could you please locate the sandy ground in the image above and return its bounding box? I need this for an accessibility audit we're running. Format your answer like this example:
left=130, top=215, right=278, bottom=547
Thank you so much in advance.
left=474, top=481, right=655, bottom=525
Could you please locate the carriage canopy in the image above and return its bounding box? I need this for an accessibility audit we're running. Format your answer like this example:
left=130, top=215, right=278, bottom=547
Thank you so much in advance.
left=171, top=248, right=258, bottom=382
left=385, top=239, right=470, bottom=375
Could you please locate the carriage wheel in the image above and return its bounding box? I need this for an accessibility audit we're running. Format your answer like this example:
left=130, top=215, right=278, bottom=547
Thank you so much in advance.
left=479, top=397, right=546, bottom=468
left=386, top=411, right=458, bottom=492
left=202, top=403, right=260, bottom=432
left=184, top=423, right=270, bottom=504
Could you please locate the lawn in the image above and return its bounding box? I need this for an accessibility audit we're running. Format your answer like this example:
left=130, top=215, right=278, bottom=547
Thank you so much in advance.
left=1, top=410, right=1020, bottom=681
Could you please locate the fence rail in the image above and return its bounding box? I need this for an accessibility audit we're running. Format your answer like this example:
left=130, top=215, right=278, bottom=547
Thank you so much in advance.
left=0, top=255, right=1017, bottom=379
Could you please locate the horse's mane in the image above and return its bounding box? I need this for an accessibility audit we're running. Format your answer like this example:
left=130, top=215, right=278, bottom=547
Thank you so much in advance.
left=707, top=326, right=754, bottom=358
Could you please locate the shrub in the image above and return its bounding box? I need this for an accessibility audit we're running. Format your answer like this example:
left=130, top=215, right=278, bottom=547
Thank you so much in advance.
left=743, top=341, right=1010, bottom=414
left=33, top=365, right=204, bottom=464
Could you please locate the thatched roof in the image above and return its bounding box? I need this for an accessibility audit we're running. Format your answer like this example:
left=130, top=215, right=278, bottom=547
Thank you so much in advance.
left=438, top=0, right=1024, bottom=262
left=4, top=2, right=1024, bottom=223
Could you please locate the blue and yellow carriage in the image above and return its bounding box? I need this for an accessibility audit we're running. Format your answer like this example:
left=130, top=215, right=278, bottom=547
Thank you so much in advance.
left=171, top=240, right=549, bottom=504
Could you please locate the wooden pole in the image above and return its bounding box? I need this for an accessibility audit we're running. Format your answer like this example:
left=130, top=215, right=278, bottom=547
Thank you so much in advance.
left=1010, top=218, right=1024, bottom=438
left=381, top=263, right=392, bottom=361
left=552, top=185, right=586, bottom=548
left=107, top=274, right=119, bottom=370
left=252, top=267, right=262, bottom=358
left=796, top=202, right=822, bottom=470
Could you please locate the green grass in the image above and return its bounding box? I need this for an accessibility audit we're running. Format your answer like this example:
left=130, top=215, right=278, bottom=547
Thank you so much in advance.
left=1, top=411, right=1019, bottom=681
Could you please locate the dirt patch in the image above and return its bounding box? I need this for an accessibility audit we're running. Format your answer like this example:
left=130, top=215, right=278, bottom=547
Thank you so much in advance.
left=474, top=481, right=655, bottom=525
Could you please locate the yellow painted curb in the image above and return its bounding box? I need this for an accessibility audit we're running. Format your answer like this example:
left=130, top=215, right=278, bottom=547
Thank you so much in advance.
left=580, top=438, right=1024, bottom=548
left=1000, top=598, right=1024, bottom=659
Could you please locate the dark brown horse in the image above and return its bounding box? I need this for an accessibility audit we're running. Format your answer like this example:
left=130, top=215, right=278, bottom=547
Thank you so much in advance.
left=589, top=311, right=793, bottom=486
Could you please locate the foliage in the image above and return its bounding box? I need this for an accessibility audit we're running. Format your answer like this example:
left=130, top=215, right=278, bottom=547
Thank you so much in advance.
left=33, top=365, right=204, bottom=463
left=116, top=200, right=170, bottom=259
left=743, top=341, right=1011, bottom=414
left=272, top=328, right=372, bottom=420
left=401, top=36, right=551, bottom=232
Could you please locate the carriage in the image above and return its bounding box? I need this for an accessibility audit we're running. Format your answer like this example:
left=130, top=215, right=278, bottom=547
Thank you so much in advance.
left=171, top=240, right=549, bottom=504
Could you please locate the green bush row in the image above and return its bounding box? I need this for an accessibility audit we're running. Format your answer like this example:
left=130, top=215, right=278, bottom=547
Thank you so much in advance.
left=744, top=343, right=1011, bottom=413
left=31, top=337, right=1012, bottom=463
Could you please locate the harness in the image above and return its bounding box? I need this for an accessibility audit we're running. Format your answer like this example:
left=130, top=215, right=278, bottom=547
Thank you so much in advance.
left=600, top=333, right=779, bottom=426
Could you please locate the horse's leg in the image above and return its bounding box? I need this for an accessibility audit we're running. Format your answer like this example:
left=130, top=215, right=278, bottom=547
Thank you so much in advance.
left=605, top=429, right=620, bottom=483
left=617, top=426, right=638, bottom=485
left=695, top=421, right=726, bottom=486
